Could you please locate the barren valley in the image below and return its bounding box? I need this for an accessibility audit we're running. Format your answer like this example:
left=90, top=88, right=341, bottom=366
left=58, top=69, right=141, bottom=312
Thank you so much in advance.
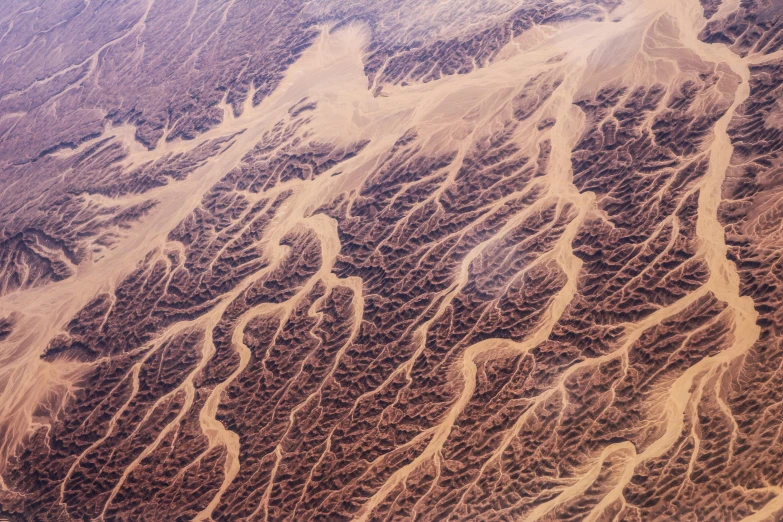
left=1, top=0, right=783, bottom=520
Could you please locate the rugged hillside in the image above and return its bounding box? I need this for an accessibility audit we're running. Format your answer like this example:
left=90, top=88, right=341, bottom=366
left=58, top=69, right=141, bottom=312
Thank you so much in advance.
left=1, top=0, right=783, bottom=520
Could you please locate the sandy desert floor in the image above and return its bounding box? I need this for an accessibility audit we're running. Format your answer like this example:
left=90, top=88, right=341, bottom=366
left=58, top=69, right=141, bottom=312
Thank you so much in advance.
left=1, top=0, right=783, bottom=520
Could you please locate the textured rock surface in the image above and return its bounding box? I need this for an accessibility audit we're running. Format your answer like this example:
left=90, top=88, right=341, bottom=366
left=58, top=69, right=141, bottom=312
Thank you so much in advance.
left=1, top=0, right=783, bottom=520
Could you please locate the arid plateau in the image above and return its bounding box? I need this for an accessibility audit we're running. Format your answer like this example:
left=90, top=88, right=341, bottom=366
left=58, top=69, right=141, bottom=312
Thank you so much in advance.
left=1, top=0, right=783, bottom=520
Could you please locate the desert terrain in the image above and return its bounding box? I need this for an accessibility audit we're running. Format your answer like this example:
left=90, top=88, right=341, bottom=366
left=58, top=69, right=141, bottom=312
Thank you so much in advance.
left=1, top=0, right=783, bottom=520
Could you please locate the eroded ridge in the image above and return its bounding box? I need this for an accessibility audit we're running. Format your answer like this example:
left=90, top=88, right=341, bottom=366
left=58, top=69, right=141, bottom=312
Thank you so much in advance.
left=0, top=0, right=783, bottom=520
left=0, top=133, right=237, bottom=297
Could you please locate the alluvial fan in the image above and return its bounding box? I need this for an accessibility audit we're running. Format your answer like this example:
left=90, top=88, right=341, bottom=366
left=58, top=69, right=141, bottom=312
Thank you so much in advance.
left=1, top=0, right=783, bottom=520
